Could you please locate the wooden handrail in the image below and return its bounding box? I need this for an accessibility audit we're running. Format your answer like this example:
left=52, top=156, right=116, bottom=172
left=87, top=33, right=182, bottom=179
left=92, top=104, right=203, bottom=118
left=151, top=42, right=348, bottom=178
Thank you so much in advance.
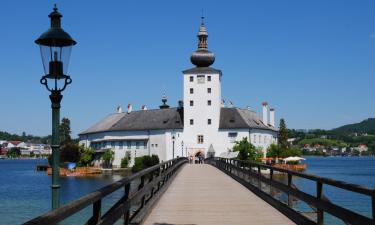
left=23, top=157, right=188, bottom=225
left=207, top=157, right=375, bottom=225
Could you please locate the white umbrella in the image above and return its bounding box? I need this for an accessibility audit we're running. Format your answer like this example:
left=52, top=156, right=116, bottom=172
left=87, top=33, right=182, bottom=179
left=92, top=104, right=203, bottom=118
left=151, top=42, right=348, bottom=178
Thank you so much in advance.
left=283, top=156, right=306, bottom=162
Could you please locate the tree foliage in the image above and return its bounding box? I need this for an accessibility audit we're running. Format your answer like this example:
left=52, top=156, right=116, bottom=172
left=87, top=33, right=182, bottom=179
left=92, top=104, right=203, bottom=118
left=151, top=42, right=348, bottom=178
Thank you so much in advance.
left=78, top=145, right=95, bottom=166
left=6, top=148, right=21, bottom=158
left=59, top=117, right=72, bottom=145
left=232, top=137, right=263, bottom=161
left=132, top=155, right=160, bottom=172
left=267, top=144, right=301, bottom=158
left=278, top=118, right=289, bottom=149
left=60, top=143, right=80, bottom=163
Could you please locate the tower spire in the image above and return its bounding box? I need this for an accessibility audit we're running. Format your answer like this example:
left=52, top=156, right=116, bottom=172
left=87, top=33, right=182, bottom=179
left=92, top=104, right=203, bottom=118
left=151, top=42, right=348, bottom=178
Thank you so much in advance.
left=190, top=16, right=215, bottom=67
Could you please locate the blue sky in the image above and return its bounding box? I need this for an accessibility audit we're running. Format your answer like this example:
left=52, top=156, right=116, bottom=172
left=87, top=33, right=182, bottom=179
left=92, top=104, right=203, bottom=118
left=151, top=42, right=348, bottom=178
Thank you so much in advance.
left=0, top=0, right=374, bottom=137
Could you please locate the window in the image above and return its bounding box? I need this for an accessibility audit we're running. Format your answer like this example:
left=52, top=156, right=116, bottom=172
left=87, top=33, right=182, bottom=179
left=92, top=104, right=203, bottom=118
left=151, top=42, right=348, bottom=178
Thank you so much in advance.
left=190, top=100, right=194, bottom=106
left=155, top=144, right=158, bottom=148
left=208, top=119, right=211, bottom=125
left=151, top=144, right=154, bottom=147
left=190, top=88, right=194, bottom=94
left=207, top=88, right=211, bottom=93
left=111, top=142, right=115, bottom=148
left=254, top=135, right=257, bottom=143
left=119, top=141, right=123, bottom=149
left=228, top=132, right=238, bottom=143
left=207, top=76, right=211, bottom=81
left=207, top=100, right=211, bottom=106
left=198, top=135, right=204, bottom=144
left=127, top=141, right=131, bottom=149
left=189, top=76, right=194, bottom=82
left=144, top=141, right=147, bottom=149
left=190, top=119, right=194, bottom=125
left=197, top=75, right=205, bottom=84
left=136, top=142, right=140, bottom=149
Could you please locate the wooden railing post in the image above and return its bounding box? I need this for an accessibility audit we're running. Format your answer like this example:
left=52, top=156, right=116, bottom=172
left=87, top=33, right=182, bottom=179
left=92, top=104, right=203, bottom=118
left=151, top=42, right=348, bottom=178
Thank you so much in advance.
left=87, top=199, right=101, bottom=225
left=270, top=168, right=274, bottom=196
left=139, top=175, right=145, bottom=209
left=123, top=183, right=131, bottom=225
left=317, top=181, right=324, bottom=225
left=257, top=165, right=261, bottom=189
left=287, top=173, right=293, bottom=207
left=372, top=190, right=375, bottom=222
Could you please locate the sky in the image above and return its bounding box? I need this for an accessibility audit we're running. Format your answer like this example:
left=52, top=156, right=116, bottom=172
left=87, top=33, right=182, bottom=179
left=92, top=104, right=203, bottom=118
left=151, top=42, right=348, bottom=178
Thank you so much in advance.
left=0, top=0, right=374, bottom=137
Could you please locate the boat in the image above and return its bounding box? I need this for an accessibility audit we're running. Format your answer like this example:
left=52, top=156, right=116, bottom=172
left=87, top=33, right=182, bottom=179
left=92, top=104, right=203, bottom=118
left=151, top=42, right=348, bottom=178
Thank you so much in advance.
left=0, top=155, right=6, bottom=160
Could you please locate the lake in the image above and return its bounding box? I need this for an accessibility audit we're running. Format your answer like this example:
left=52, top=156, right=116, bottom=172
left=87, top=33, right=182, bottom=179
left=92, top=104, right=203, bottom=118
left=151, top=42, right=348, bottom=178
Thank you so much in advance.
left=0, top=157, right=374, bottom=224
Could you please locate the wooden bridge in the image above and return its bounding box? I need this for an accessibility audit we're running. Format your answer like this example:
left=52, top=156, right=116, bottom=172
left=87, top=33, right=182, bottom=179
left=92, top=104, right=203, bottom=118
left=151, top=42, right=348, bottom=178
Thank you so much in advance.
left=24, top=158, right=375, bottom=225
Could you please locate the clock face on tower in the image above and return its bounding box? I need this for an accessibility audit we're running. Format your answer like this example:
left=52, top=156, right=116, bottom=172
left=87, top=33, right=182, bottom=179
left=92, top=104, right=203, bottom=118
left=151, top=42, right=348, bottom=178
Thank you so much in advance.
left=197, top=75, right=205, bottom=84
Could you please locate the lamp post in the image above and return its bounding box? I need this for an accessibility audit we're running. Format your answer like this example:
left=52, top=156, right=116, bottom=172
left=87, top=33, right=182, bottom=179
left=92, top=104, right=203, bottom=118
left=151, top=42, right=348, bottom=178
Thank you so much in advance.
left=35, top=5, right=76, bottom=210
left=181, top=141, right=184, bottom=157
left=172, top=135, right=175, bottom=158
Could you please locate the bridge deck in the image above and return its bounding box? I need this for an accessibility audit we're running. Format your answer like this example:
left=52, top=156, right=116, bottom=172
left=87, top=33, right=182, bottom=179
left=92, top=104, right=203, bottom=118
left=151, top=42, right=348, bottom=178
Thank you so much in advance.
left=143, top=164, right=295, bottom=225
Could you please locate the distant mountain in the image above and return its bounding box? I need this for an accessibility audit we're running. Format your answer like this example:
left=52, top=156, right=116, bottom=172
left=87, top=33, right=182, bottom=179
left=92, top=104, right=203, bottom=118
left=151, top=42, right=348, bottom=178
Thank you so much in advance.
left=331, top=118, right=375, bottom=134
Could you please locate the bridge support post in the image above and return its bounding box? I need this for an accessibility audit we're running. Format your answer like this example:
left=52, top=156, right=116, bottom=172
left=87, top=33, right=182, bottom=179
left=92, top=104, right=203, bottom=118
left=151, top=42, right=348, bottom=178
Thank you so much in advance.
left=123, top=183, right=130, bottom=225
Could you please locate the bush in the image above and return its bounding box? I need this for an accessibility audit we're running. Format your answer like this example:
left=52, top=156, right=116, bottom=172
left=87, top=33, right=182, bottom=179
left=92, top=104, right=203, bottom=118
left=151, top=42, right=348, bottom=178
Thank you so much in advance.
left=121, top=157, right=129, bottom=168
left=78, top=146, right=95, bottom=166
left=101, top=149, right=114, bottom=168
left=132, top=155, right=160, bottom=172
left=232, top=138, right=263, bottom=161
left=60, top=143, right=80, bottom=163
left=267, top=144, right=301, bottom=158
left=7, top=148, right=21, bottom=158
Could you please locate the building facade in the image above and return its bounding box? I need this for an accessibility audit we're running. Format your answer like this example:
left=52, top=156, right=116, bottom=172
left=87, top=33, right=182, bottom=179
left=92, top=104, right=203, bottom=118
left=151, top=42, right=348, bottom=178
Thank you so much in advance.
left=79, top=20, right=278, bottom=167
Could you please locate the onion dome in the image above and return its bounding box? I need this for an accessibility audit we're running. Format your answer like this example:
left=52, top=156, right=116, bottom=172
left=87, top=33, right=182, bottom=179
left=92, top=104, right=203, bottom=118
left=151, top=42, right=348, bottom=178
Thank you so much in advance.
left=190, top=17, right=215, bottom=67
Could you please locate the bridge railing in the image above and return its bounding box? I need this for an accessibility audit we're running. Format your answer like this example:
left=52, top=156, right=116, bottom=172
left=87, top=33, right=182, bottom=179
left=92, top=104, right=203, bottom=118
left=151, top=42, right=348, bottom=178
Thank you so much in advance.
left=207, top=157, right=375, bottom=225
left=23, top=157, right=188, bottom=225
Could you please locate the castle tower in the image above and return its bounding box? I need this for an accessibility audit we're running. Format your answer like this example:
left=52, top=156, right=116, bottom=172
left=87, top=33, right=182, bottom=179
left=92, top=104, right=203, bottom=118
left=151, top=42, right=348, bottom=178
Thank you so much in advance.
left=182, top=17, right=222, bottom=156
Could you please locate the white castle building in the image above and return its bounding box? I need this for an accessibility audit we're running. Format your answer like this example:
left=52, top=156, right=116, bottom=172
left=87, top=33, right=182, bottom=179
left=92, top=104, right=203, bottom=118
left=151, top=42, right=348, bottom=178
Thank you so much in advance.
left=79, top=20, right=278, bottom=167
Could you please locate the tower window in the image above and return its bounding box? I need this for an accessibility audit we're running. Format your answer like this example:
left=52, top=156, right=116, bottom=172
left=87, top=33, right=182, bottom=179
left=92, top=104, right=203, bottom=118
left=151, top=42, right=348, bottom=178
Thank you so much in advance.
left=207, top=100, right=211, bottom=106
left=208, top=119, right=212, bottom=125
left=189, top=76, right=194, bottom=82
left=198, top=135, right=204, bottom=144
left=207, top=76, right=211, bottom=81
left=207, top=88, right=211, bottom=93
left=190, top=100, right=194, bottom=106
left=190, top=119, right=194, bottom=125
left=190, top=88, right=194, bottom=94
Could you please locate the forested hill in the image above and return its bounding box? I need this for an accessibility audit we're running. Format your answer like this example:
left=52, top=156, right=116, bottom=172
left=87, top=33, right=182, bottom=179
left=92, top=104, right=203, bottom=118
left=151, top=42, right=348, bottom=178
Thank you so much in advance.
left=331, top=118, right=375, bottom=134
left=0, top=131, right=50, bottom=144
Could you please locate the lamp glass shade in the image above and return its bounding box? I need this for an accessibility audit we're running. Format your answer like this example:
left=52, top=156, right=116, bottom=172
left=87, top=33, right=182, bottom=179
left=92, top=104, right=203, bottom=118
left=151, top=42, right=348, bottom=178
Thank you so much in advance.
left=39, top=45, right=72, bottom=76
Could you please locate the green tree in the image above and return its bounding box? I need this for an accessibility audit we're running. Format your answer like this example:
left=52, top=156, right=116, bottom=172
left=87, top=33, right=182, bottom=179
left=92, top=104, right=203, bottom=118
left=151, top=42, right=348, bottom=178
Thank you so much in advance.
left=232, top=137, right=263, bottom=161
left=60, top=143, right=80, bottom=163
left=78, top=145, right=95, bottom=166
left=7, top=148, right=21, bottom=158
left=278, top=118, right=289, bottom=149
left=132, top=155, right=160, bottom=172
left=59, top=117, right=72, bottom=145
left=101, top=150, right=114, bottom=168
left=266, top=144, right=282, bottom=158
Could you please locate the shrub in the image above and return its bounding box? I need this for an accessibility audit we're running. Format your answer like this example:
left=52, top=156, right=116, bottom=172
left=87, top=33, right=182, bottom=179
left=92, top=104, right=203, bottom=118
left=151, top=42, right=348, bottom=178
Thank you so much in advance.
left=101, top=149, right=114, bottom=168
left=121, top=157, right=129, bottom=168
left=78, top=146, right=95, bottom=166
left=232, top=138, right=263, bottom=161
left=60, top=143, right=80, bottom=163
left=132, top=155, right=160, bottom=172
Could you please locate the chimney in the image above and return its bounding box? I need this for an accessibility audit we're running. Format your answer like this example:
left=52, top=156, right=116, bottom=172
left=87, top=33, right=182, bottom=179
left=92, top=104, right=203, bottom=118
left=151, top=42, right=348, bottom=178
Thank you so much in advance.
left=127, top=104, right=132, bottom=113
left=262, top=102, right=268, bottom=126
left=117, top=106, right=123, bottom=113
left=270, top=108, right=275, bottom=127
left=141, top=105, right=148, bottom=110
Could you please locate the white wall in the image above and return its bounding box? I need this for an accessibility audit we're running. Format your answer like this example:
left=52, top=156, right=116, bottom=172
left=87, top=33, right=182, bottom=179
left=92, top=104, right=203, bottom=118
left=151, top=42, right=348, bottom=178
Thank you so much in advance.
left=183, top=72, right=221, bottom=156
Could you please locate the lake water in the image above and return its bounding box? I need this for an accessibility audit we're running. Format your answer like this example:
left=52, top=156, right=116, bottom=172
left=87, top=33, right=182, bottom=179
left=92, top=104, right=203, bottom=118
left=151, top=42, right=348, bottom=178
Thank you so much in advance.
left=0, top=157, right=374, bottom=224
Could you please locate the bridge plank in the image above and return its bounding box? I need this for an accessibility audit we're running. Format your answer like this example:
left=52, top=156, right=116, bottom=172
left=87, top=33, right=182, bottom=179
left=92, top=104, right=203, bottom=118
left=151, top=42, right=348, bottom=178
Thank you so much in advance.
left=143, top=164, right=295, bottom=225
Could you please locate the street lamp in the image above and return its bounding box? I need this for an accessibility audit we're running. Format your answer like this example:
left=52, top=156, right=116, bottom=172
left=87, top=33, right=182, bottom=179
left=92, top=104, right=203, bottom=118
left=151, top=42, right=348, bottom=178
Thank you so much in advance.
left=35, top=5, right=76, bottom=210
left=172, top=135, right=175, bottom=158
left=181, top=141, right=184, bottom=157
